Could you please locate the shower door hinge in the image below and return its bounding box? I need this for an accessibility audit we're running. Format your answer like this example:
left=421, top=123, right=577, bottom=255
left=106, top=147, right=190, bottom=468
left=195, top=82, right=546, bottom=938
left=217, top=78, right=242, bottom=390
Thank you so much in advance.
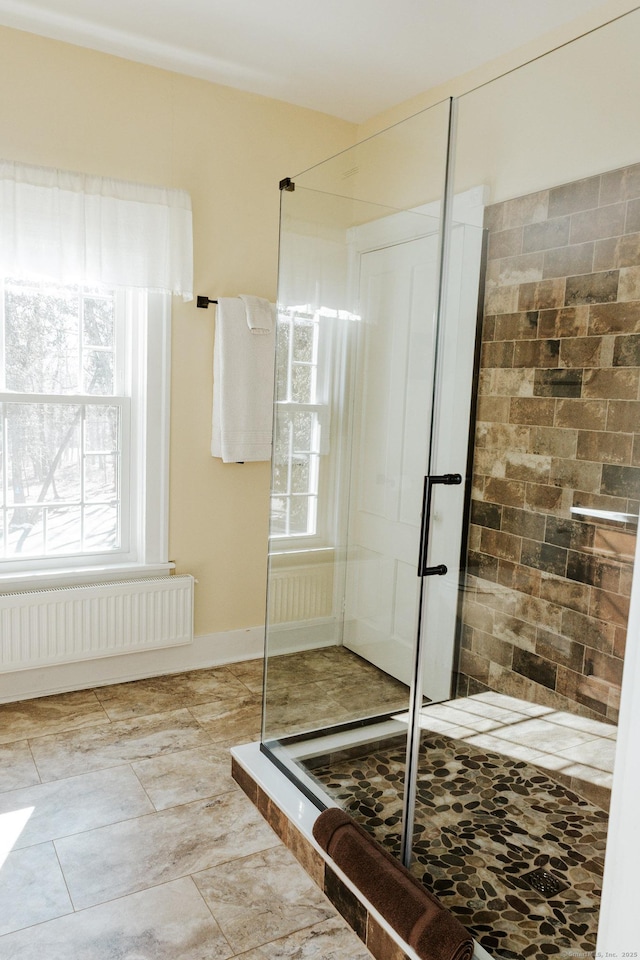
left=279, top=177, right=295, bottom=192
left=417, top=473, right=462, bottom=577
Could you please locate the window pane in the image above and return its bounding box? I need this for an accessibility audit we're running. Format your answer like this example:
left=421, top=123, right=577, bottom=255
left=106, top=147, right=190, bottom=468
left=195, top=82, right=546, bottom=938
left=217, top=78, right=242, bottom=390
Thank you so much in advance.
left=5, top=280, right=80, bottom=394
left=289, top=495, right=311, bottom=536
left=293, top=411, right=313, bottom=452
left=272, top=461, right=288, bottom=494
left=5, top=403, right=81, bottom=506
left=84, top=454, right=118, bottom=501
left=294, top=321, right=315, bottom=363
left=7, top=506, right=44, bottom=556
left=274, top=417, right=292, bottom=461
left=83, top=297, right=114, bottom=348
left=83, top=503, right=119, bottom=551
left=270, top=496, right=288, bottom=536
left=45, top=506, right=82, bottom=554
left=291, top=364, right=312, bottom=403
left=83, top=350, right=114, bottom=395
left=276, top=320, right=291, bottom=401
left=291, top=458, right=310, bottom=494
left=85, top=406, right=119, bottom=453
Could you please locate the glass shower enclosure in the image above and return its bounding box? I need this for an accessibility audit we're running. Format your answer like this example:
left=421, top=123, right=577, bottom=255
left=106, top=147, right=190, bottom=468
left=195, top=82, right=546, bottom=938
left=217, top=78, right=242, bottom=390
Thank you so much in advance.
left=259, top=10, right=640, bottom=955
left=261, top=97, right=486, bottom=857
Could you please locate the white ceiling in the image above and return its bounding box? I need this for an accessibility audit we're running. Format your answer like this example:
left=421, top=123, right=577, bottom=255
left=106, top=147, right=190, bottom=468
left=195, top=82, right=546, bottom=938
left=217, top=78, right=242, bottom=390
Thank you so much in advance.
left=0, top=0, right=611, bottom=121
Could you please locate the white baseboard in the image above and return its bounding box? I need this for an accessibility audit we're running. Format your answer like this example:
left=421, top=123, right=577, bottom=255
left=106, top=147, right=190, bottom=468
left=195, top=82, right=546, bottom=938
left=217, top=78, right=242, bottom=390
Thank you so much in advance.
left=0, top=625, right=265, bottom=703
left=266, top=617, right=338, bottom=655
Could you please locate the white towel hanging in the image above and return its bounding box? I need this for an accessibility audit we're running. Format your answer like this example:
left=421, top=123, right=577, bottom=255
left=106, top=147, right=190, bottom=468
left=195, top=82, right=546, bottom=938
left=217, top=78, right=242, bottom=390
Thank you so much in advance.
left=239, top=294, right=274, bottom=334
left=211, top=297, right=276, bottom=463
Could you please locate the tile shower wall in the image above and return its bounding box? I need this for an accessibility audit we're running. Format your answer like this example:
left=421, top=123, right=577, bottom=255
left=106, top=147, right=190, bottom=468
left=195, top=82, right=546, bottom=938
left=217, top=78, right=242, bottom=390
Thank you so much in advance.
left=459, top=161, right=640, bottom=724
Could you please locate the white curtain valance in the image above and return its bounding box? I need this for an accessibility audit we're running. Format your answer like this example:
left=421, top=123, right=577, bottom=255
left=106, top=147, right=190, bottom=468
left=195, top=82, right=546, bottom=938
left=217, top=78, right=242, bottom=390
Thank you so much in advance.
left=0, top=159, right=193, bottom=300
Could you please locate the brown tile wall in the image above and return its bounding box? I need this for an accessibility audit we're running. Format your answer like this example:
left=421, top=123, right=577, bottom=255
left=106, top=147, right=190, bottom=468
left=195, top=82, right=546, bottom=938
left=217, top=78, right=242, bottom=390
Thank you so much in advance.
left=458, top=162, right=640, bottom=724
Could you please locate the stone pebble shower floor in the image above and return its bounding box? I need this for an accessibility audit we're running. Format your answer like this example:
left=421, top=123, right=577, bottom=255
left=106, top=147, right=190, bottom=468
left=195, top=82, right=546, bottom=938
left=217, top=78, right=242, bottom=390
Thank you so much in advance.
left=310, top=732, right=608, bottom=958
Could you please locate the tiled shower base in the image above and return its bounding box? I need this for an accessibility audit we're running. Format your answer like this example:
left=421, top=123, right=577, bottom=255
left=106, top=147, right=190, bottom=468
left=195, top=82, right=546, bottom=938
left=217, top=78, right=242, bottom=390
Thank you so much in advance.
left=309, top=731, right=608, bottom=958
left=251, top=647, right=612, bottom=955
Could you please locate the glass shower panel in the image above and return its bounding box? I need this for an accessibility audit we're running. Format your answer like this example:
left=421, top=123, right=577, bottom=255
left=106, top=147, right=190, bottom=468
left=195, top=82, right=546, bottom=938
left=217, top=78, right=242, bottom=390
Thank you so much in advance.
left=262, top=100, right=453, bottom=839
left=402, top=10, right=640, bottom=957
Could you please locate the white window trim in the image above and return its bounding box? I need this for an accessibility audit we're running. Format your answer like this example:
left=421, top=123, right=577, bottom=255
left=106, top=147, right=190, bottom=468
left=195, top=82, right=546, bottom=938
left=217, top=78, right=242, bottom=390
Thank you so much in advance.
left=0, top=288, right=171, bottom=590
left=130, top=290, right=171, bottom=568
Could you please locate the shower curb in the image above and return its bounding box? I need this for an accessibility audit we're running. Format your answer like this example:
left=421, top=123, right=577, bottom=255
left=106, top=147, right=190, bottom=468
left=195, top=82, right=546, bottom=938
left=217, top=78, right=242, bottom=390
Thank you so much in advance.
left=231, top=742, right=491, bottom=960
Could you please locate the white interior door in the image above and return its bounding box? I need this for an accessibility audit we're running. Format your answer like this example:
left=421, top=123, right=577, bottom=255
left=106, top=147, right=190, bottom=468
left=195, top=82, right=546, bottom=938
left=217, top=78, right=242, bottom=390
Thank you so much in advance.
left=342, top=205, right=484, bottom=698
left=343, top=235, right=438, bottom=686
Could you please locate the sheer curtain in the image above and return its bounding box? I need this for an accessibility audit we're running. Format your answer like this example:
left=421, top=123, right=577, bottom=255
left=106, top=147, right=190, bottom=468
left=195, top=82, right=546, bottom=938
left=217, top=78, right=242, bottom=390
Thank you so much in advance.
left=0, top=159, right=193, bottom=299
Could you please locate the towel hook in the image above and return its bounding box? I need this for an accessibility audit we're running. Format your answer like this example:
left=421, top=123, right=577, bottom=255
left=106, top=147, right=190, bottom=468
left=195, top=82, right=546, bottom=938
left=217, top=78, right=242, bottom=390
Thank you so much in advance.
left=197, top=296, right=218, bottom=309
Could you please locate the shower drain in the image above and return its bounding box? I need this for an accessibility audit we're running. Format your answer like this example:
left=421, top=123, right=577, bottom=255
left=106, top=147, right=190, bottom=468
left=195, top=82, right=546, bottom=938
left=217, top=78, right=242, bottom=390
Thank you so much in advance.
left=520, top=868, right=569, bottom=898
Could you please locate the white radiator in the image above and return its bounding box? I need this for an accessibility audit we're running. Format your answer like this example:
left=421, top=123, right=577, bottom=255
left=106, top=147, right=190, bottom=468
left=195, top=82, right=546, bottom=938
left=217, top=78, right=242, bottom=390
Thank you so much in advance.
left=0, top=575, right=194, bottom=672
left=269, top=562, right=334, bottom=624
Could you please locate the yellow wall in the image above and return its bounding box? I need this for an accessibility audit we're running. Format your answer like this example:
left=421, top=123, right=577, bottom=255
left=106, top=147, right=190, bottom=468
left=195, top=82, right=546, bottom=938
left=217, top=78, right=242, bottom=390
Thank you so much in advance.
left=451, top=9, right=640, bottom=206
left=355, top=0, right=640, bottom=209
left=0, top=25, right=355, bottom=637
left=358, top=0, right=640, bottom=140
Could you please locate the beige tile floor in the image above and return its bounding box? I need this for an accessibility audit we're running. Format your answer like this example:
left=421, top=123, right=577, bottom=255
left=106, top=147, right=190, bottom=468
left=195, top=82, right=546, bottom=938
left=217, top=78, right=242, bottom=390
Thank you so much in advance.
left=0, top=661, right=373, bottom=960
left=263, top=647, right=408, bottom=740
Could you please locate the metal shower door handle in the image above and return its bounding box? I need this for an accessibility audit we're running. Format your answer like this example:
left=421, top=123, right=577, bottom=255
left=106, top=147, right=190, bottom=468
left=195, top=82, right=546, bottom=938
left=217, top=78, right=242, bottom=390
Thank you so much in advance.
left=417, top=473, right=462, bottom=577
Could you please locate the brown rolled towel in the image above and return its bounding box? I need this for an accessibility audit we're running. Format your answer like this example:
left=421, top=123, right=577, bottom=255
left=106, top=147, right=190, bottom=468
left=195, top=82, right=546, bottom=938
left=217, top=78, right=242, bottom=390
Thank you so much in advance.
left=313, top=808, right=474, bottom=960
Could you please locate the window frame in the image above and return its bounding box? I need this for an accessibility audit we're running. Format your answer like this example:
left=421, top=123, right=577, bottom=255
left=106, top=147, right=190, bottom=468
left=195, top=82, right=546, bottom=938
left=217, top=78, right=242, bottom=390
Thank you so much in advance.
left=0, top=283, right=171, bottom=587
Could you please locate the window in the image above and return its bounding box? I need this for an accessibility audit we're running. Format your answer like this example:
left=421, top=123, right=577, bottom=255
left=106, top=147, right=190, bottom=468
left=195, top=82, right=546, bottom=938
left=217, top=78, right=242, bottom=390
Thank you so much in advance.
left=0, top=278, right=124, bottom=561
left=270, top=304, right=350, bottom=548
left=0, top=158, right=192, bottom=581
left=0, top=277, right=169, bottom=574
left=271, top=307, right=324, bottom=540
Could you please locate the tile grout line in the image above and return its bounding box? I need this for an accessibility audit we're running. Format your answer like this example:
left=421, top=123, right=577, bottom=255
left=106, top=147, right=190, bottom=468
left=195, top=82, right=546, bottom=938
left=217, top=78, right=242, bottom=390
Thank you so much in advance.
left=51, top=838, right=77, bottom=914
left=185, top=874, right=236, bottom=957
